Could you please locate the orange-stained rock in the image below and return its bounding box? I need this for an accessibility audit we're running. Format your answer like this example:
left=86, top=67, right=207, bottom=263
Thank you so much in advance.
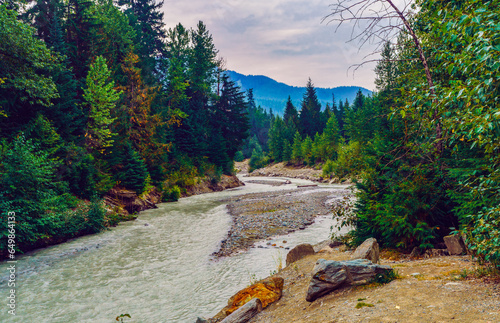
left=224, top=277, right=284, bottom=315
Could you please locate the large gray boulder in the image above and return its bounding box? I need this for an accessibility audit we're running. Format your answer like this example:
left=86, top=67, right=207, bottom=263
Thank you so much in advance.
left=306, top=259, right=393, bottom=302
left=351, top=237, right=379, bottom=263
left=443, top=234, right=467, bottom=255
left=286, top=243, right=315, bottom=266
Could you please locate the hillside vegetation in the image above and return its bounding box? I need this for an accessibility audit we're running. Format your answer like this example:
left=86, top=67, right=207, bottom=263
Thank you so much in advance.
left=0, top=1, right=248, bottom=255
left=241, top=0, right=500, bottom=269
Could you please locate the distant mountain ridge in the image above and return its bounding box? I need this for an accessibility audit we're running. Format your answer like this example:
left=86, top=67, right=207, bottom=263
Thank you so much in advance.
left=227, top=70, right=372, bottom=115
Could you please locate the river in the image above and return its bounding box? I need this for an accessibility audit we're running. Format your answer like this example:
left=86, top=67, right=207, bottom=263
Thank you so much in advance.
left=0, top=177, right=350, bottom=322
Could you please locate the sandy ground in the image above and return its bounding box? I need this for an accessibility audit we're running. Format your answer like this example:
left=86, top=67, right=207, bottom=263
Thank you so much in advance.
left=220, top=160, right=500, bottom=322
left=235, top=161, right=326, bottom=182
left=248, top=247, right=500, bottom=323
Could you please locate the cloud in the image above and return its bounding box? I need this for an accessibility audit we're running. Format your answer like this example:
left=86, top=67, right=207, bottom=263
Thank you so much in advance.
left=162, top=0, right=378, bottom=90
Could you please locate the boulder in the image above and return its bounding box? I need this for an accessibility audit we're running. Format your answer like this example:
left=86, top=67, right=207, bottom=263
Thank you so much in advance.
left=286, top=243, right=315, bottom=266
left=224, top=277, right=284, bottom=316
left=306, top=259, right=393, bottom=302
left=444, top=234, right=467, bottom=255
left=351, top=237, right=379, bottom=263
left=221, top=298, right=263, bottom=323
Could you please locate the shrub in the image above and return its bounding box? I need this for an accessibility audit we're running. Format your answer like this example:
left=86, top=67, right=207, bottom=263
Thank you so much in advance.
left=234, top=151, right=245, bottom=162
left=322, top=141, right=367, bottom=179
left=162, top=185, right=181, bottom=202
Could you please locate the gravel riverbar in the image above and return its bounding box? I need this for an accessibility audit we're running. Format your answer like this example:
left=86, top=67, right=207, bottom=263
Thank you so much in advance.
left=212, top=185, right=352, bottom=257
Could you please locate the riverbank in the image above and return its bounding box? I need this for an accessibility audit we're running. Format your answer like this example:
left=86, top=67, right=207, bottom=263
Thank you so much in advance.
left=246, top=247, right=500, bottom=323
left=0, top=175, right=244, bottom=261
left=104, top=174, right=244, bottom=218
left=209, top=244, right=500, bottom=322
left=212, top=184, right=352, bottom=257
left=235, top=160, right=353, bottom=184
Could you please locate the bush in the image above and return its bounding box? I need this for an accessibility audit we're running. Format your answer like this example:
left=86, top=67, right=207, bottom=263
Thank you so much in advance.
left=234, top=151, right=245, bottom=162
left=322, top=141, right=367, bottom=179
left=249, top=146, right=269, bottom=172
left=84, top=198, right=106, bottom=233
left=162, top=185, right=181, bottom=202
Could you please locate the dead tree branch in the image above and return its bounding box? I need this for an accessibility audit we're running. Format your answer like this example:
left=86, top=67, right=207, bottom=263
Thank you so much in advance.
left=324, top=0, right=442, bottom=153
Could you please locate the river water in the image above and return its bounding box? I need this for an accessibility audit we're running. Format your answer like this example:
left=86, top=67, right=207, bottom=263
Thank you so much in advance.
left=0, top=177, right=350, bottom=323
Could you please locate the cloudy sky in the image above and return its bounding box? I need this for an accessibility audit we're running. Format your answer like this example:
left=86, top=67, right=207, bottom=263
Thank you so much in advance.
left=162, top=0, right=379, bottom=90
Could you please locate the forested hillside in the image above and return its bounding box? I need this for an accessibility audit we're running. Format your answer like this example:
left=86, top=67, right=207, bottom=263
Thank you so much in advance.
left=247, top=0, right=500, bottom=268
left=227, top=70, right=371, bottom=115
left=0, top=0, right=248, bottom=255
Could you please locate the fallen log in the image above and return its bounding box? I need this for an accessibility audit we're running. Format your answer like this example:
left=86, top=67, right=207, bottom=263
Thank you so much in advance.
left=297, top=184, right=318, bottom=188
left=220, top=298, right=262, bottom=323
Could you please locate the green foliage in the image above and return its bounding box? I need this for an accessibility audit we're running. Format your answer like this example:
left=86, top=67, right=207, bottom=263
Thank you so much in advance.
left=301, top=136, right=314, bottom=166
left=373, top=269, right=398, bottom=285
left=291, top=131, right=302, bottom=164
left=83, top=55, right=120, bottom=151
left=322, top=141, right=366, bottom=179
left=299, top=78, right=323, bottom=138
left=0, top=5, right=59, bottom=107
left=162, top=185, right=181, bottom=202
left=355, top=302, right=374, bottom=309
left=119, top=145, right=149, bottom=194
left=234, top=151, right=244, bottom=162
left=249, top=145, right=268, bottom=172
left=84, top=198, right=106, bottom=233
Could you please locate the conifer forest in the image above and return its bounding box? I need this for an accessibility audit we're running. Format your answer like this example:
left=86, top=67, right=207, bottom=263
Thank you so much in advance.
left=1, top=0, right=499, bottom=271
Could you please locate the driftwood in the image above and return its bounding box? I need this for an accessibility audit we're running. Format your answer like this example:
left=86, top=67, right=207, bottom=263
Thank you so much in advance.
left=297, top=184, right=318, bottom=188
left=221, top=298, right=263, bottom=323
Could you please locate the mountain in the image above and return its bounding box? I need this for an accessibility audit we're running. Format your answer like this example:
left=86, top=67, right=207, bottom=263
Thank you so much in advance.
left=227, top=70, right=372, bottom=115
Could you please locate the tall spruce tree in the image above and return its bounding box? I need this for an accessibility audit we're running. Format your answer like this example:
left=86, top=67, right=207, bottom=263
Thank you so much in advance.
left=299, top=78, right=322, bottom=138
left=118, top=0, right=166, bottom=85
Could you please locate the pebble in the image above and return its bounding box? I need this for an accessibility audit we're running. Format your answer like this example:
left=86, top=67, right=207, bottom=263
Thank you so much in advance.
left=211, top=187, right=352, bottom=257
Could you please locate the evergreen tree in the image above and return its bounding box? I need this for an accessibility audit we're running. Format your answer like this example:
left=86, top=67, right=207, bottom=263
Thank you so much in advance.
left=291, top=131, right=302, bottom=164
left=118, top=0, right=166, bottom=84
left=83, top=56, right=121, bottom=152
left=211, top=75, right=249, bottom=166
left=45, top=11, right=84, bottom=141
left=119, top=143, right=149, bottom=193
left=301, top=136, right=314, bottom=166
left=299, top=78, right=322, bottom=138
left=283, top=96, right=298, bottom=127
left=66, top=0, right=99, bottom=81
left=268, top=116, right=286, bottom=162
left=322, top=114, right=341, bottom=160
left=0, top=6, right=59, bottom=137
left=116, top=52, right=165, bottom=169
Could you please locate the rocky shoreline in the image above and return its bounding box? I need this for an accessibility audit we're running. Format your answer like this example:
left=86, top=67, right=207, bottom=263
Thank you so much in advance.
left=212, top=186, right=352, bottom=257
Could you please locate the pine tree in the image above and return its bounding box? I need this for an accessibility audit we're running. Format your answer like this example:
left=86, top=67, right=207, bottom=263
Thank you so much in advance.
left=283, top=96, right=298, bottom=127
left=116, top=52, right=165, bottom=167
left=45, top=12, right=84, bottom=141
left=291, top=131, right=302, bottom=164
left=211, top=75, right=249, bottom=166
left=323, top=114, right=341, bottom=160
left=268, top=116, right=286, bottom=162
left=83, top=56, right=121, bottom=152
left=301, top=136, right=314, bottom=166
left=299, top=78, right=322, bottom=138
left=119, top=0, right=166, bottom=84
left=66, top=0, right=99, bottom=81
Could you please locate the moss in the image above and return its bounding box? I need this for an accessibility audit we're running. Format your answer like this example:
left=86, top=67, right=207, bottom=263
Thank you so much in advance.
left=355, top=302, right=374, bottom=309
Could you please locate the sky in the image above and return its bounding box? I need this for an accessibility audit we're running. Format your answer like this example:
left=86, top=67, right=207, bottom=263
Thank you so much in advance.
left=161, top=0, right=380, bottom=90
